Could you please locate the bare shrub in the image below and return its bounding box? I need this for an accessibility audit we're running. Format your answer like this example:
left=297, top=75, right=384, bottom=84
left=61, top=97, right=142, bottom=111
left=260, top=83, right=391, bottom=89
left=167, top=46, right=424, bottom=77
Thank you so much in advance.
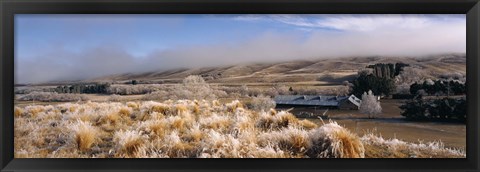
left=359, top=90, right=382, bottom=118
left=18, top=92, right=89, bottom=102
left=142, top=90, right=173, bottom=101
left=107, top=84, right=165, bottom=95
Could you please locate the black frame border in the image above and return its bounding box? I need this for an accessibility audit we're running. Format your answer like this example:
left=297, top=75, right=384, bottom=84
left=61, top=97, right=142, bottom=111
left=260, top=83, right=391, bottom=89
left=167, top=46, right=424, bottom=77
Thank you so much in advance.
left=1, top=0, right=479, bottom=171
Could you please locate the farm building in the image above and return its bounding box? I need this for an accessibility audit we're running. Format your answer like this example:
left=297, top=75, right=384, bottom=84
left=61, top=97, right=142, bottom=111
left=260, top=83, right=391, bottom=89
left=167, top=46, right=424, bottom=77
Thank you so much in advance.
left=274, top=95, right=361, bottom=110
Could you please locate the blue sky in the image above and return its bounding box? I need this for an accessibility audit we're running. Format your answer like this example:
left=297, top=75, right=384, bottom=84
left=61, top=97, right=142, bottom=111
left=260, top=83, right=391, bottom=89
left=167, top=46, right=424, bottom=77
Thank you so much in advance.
left=15, top=14, right=466, bottom=84
left=16, top=14, right=311, bottom=58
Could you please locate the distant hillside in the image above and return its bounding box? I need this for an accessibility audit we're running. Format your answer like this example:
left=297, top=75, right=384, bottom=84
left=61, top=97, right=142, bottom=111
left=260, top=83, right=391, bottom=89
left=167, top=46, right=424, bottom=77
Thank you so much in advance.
left=82, top=53, right=465, bottom=85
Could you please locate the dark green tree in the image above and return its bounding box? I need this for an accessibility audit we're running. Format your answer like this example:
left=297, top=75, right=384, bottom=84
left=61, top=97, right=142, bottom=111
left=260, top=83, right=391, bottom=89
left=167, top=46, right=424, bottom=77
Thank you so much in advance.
left=351, top=73, right=395, bottom=97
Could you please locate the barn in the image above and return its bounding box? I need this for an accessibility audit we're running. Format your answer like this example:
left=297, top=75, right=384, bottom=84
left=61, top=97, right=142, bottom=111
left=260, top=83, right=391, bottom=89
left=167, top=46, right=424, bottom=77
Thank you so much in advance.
left=274, top=95, right=361, bottom=110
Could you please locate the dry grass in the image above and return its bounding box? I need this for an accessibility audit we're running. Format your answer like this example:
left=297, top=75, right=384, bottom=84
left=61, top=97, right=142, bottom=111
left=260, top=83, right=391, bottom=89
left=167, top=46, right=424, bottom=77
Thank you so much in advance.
left=361, top=133, right=465, bottom=158
left=306, top=122, right=365, bottom=158
left=69, top=120, right=98, bottom=151
left=14, top=100, right=465, bottom=158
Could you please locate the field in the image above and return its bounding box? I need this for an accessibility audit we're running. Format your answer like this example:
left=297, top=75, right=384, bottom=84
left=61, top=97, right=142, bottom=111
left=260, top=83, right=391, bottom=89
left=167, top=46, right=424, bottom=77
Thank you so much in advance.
left=14, top=100, right=465, bottom=158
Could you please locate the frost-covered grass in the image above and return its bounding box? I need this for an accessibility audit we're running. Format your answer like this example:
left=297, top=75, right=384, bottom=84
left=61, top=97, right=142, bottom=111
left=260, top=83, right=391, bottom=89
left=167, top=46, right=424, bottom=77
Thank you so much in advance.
left=14, top=100, right=465, bottom=158
left=361, top=133, right=465, bottom=158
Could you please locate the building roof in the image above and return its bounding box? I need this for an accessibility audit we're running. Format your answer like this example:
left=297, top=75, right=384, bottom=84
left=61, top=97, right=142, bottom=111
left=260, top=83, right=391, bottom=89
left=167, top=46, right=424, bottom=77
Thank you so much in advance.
left=274, top=95, right=345, bottom=106
left=274, top=95, right=361, bottom=107
left=348, top=95, right=362, bottom=106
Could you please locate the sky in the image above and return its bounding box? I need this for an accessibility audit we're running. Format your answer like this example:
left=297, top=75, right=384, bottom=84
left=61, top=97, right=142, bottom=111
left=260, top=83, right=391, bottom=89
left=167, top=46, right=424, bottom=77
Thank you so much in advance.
left=15, top=14, right=466, bottom=84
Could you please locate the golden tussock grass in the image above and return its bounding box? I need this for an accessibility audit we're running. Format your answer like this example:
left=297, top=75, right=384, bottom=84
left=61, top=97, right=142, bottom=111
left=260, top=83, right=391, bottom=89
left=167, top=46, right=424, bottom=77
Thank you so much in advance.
left=69, top=106, right=77, bottom=113
left=299, top=119, right=318, bottom=130
left=114, top=130, right=146, bottom=157
left=307, top=122, right=365, bottom=158
left=14, top=100, right=465, bottom=158
left=118, top=108, right=132, bottom=117
left=126, top=102, right=140, bottom=110
left=70, top=120, right=98, bottom=151
left=26, top=106, right=44, bottom=118
left=14, top=106, right=24, bottom=117
left=193, top=104, right=200, bottom=115
left=151, top=104, right=170, bottom=115
left=175, top=104, right=189, bottom=114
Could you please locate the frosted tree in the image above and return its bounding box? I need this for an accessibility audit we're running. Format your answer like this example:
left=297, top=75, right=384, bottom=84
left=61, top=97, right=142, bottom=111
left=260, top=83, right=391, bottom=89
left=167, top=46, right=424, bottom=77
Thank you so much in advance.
left=250, top=95, right=276, bottom=111
left=359, top=90, right=382, bottom=118
left=181, top=75, right=216, bottom=100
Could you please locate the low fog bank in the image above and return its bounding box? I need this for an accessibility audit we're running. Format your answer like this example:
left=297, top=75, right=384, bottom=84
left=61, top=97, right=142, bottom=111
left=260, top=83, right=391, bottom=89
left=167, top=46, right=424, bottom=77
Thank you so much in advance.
left=16, top=22, right=465, bottom=84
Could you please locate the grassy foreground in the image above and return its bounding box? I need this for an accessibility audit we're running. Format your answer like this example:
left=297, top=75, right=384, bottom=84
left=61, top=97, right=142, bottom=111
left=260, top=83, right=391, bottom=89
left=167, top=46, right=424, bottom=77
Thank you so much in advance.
left=14, top=100, right=465, bottom=158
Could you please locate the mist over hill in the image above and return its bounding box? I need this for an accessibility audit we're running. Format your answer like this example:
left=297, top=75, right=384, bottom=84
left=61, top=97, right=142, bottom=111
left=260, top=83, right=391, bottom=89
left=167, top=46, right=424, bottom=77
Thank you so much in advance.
left=77, top=53, right=465, bottom=85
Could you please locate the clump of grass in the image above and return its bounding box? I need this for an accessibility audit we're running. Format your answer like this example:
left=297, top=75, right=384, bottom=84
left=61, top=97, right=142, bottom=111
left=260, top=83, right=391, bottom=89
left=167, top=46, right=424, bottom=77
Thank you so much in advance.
left=126, top=102, right=139, bottom=109
left=307, top=122, right=365, bottom=158
left=118, top=107, right=132, bottom=117
left=175, top=104, right=189, bottom=114
left=151, top=104, right=171, bottom=115
left=258, top=126, right=311, bottom=155
left=113, top=130, right=146, bottom=157
left=299, top=119, right=318, bottom=130
left=69, top=120, right=98, bottom=151
left=226, top=100, right=243, bottom=112
left=14, top=106, right=24, bottom=117
left=141, top=120, right=168, bottom=138
left=24, top=106, right=45, bottom=118
left=184, top=124, right=204, bottom=142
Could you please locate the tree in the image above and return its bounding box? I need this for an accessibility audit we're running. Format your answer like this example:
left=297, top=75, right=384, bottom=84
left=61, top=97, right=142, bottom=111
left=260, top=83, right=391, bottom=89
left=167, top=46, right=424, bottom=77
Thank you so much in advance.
left=359, top=90, right=382, bottom=118
left=400, top=97, right=466, bottom=123
left=181, top=75, right=216, bottom=100
left=132, top=80, right=138, bottom=85
left=351, top=72, right=395, bottom=97
left=249, top=95, right=276, bottom=111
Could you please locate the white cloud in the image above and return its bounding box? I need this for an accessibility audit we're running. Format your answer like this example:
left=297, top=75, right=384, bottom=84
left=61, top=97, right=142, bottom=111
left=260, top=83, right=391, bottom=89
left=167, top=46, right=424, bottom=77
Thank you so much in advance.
left=235, top=14, right=464, bottom=32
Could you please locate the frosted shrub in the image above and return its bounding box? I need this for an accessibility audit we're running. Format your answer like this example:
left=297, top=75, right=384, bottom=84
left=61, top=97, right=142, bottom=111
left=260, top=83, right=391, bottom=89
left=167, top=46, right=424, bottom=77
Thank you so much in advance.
left=18, top=91, right=89, bottom=102
left=359, top=90, right=382, bottom=118
left=142, top=75, right=220, bottom=101
left=107, top=84, right=165, bottom=95
left=181, top=75, right=217, bottom=100
left=249, top=95, right=276, bottom=111
left=395, top=67, right=430, bottom=85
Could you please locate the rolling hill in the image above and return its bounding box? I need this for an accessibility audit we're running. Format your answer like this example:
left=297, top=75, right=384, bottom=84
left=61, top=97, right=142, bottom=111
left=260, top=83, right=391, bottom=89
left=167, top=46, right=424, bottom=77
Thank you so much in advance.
left=82, top=53, right=466, bottom=85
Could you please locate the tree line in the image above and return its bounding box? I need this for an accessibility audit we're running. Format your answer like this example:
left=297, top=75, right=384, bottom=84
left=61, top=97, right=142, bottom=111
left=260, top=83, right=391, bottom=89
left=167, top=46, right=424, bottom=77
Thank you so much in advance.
left=409, top=80, right=466, bottom=96
left=400, top=97, right=466, bottom=123
left=55, top=83, right=111, bottom=94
